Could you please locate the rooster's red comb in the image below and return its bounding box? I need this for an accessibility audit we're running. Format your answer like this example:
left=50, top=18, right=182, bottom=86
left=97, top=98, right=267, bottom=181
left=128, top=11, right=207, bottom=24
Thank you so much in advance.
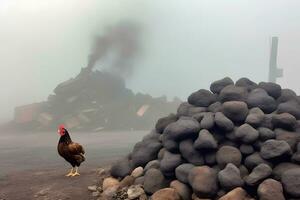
left=59, top=124, right=65, bottom=130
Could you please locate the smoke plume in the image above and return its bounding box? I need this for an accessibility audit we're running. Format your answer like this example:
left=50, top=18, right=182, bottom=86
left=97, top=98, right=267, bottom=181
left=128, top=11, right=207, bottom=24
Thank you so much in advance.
left=86, top=21, right=141, bottom=78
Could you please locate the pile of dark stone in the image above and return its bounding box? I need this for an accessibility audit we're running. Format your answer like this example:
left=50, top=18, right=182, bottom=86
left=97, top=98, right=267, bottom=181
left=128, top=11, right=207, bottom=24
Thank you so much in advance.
left=110, top=77, right=300, bottom=200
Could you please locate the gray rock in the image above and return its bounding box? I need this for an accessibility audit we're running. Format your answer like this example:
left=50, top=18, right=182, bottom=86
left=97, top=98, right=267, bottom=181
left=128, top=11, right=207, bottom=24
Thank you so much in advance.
left=277, top=89, right=297, bottom=103
left=188, top=106, right=207, bottom=116
left=244, top=163, right=272, bottom=186
left=214, top=112, right=234, bottom=132
left=170, top=180, right=192, bottom=200
left=199, top=112, right=215, bottom=129
left=257, top=178, right=285, bottom=200
left=246, top=88, right=277, bottom=113
left=163, top=117, right=200, bottom=141
left=258, top=127, right=275, bottom=141
left=179, top=139, right=204, bottom=165
left=143, top=168, right=168, bottom=194
left=134, top=176, right=145, bottom=185
left=292, top=151, right=300, bottom=163
left=131, top=140, right=162, bottom=168
left=239, top=165, right=249, bottom=178
left=235, top=77, right=258, bottom=91
left=216, top=146, right=242, bottom=168
left=175, top=163, right=195, bottom=184
left=260, top=114, right=274, bottom=129
left=142, top=131, right=161, bottom=142
left=205, top=151, right=217, bottom=165
left=162, top=135, right=179, bottom=153
left=260, top=139, right=292, bottom=160
left=155, top=114, right=178, bottom=133
left=281, top=168, right=300, bottom=197
left=275, top=128, right=300, bottom=150
left=218, top=163, right=244, bottom=191
left=210, top=77, right=234, bottom=94
left=194, top=129, right=218, bottom=150
left=272, top=113, right=297, bottom=130
left=208, top=101, right=222, bottom=113
left=239, top=144, right=254, bottom=155
left=222, top=101, right=249, bottom=122
left=245, top=107, right=264, bottom=127
left=111, top=159, right=132, bottom=178
left=272, top=162, right=300, bottom=181
left=157, top=148, right=165, bottom=160
left=235, top=124, right=259, bottom=144
left=144, top=160, right=160, bottom=171
left=258, top=82, right=282, bottom=99
left=160, top=151, right=183, bottom=176
left=177, top=102, right=193, bottom=117
left=88, top=185, right=97, bottom=192
left=244, top=152, right=272, bottom=170
left=219, top=85, right=248, bottom=102
left=188, top=166, right=218, bottom=198
left=188, top=89, right=217, bottom=107
left=277, top=100, right=300, bottom=119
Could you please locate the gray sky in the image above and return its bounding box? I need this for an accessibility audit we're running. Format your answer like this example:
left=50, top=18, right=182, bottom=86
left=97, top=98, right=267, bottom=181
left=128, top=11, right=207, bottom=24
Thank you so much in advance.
left=0, top=0, right=300, bottom=122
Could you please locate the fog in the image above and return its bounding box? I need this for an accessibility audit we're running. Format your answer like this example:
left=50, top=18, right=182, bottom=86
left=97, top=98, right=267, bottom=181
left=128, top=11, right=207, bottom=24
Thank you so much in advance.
left=0, top=0, right=300, bottom=122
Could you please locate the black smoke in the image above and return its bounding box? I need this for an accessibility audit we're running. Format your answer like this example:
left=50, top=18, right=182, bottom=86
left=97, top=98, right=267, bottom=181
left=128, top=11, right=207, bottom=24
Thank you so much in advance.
left=85, top=21, right=141, bottom=78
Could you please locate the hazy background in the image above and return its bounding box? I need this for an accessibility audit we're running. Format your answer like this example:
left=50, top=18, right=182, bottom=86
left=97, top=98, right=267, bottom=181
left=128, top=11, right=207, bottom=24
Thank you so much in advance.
left=0, top=0, right=299, bottom=122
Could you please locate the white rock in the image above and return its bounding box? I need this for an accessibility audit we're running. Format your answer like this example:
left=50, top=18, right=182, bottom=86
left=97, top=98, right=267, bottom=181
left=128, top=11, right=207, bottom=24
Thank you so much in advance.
left=131, top=166, right=144, bottom=178
left=127, top=185, right=145, bottom=199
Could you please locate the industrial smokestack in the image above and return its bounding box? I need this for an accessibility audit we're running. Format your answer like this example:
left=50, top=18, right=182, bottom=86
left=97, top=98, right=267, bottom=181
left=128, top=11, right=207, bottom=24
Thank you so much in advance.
left=268, top=36, right=283, bottom=83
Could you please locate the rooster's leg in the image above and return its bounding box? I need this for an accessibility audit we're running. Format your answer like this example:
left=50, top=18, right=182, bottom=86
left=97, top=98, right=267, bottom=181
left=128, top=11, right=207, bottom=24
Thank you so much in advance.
left=65, top=167, right=74, bottom=177
left=72, top=166, right=80, bottom=176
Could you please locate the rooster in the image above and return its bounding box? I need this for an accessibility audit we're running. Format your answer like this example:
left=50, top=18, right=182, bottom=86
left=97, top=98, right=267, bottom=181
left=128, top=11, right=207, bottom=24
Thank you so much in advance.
left=57, top=125, right=85, bottom=177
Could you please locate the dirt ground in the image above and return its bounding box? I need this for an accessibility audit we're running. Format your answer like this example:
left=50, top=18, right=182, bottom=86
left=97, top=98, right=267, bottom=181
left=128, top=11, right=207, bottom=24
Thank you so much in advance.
left=0, top=167, right=101, bottom=200
left=0, top=130, right=148, bottom=200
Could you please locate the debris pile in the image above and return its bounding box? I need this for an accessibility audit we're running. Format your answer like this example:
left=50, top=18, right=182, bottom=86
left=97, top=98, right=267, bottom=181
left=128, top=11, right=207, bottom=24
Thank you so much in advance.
left=105, top=77, right=300, bottom=199
left=13, top=69, right=180, bottom=131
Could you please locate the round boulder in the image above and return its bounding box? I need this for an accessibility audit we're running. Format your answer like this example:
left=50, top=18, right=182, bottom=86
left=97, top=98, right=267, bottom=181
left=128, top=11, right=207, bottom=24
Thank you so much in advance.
left=258, top=82, right=282, bottom=99
left=244, top=163, right=272, bottom=186
left=210, top=77, right=234, bottom=94
left=257, top=178, right=285, bottom=200
left=277, top=100, right=300, bottom=119
left=110, top=159, right=132, bottom=178
left=245, top=107, right=264, bottom=127
left=273, top=162, right=300, bottom=181
left=188, top=89, right=217, bottom=107
left=272, top=113, right=297, bottom=130
left=219, top=85, right=248, bottom=102
left=246, top=88, right=277, bottom=113
left=281, top=168, right=300, bottom=197
left=151, top=188, right=181, bottom=200
left=235, top=77, right=258, bottom=91
left=170, top=180, right=192, bottom=200
left=214, top=112, right=234, bottom=132
left=244, top=152, right=272, bottom=170
left=194, top=129, right=218, bottom=150
left=235, top=124, right=259, bottom=144
left=143, top=168, right=168, bottom=194
left=188, top=166, right=218, bottom=198
left=179, top=139, right=204, bottom=165
left=216, top=146, right=242, bottom=168
left=222, top=101, right=249, bottom=122
left=218, top=163, right=244, bottom=191
left=160, top=151, right=183, bottom=176
left=155, top=114, right=178, bottom=133
left=163, top=117, right=200, bottom=141
left=260, top=139, right=292, bottom=160
left=175, top=163, right=195, bottom=184
left=258, top=127, right=275, bottom=141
